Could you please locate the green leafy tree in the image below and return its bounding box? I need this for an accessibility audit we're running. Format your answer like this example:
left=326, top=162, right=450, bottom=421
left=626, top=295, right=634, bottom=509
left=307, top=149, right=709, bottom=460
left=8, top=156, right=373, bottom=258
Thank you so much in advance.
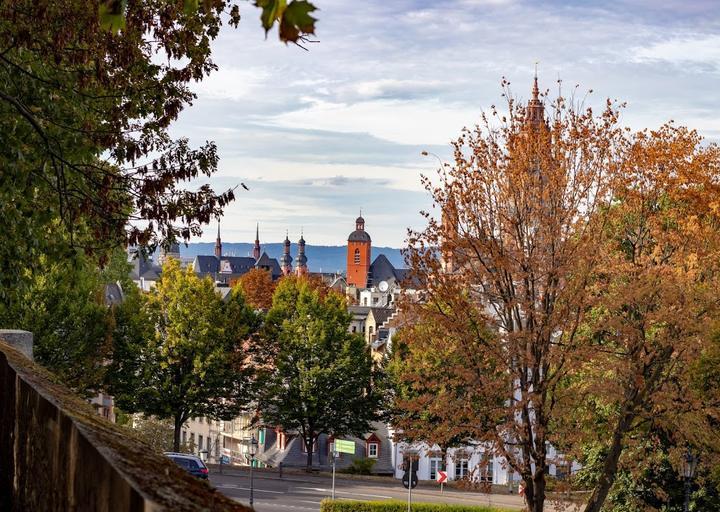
left=108, top=259, right=258, bottom=451
left=0, top=254, right=111, bottom=394
left=256, top=276, right=385, bottom=470
left=126, top=415, right=176, bottom=455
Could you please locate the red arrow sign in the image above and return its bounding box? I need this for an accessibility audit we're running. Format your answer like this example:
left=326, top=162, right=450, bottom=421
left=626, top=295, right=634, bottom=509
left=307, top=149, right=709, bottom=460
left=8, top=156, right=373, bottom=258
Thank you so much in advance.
left=436, top=470, right=448, bottom=484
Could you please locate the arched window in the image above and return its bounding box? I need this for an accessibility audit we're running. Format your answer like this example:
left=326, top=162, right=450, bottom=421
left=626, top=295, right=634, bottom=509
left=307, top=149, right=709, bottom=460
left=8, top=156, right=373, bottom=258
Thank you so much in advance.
left=354, top=248, right=360, bottom=264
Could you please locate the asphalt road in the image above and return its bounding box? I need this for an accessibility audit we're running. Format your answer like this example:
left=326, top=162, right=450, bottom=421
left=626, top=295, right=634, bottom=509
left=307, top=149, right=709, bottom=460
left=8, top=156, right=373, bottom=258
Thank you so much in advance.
left=210, top=469, right=533, bottom=512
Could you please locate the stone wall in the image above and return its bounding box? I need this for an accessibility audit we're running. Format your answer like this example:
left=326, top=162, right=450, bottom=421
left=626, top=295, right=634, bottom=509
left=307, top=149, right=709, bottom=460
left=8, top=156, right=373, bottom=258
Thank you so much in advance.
left=0, top=338, right=250, bottom=511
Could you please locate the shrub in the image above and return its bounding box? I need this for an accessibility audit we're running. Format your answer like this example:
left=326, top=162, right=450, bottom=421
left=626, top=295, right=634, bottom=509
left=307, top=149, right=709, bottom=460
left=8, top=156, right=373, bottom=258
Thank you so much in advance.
left=320, top=499, right=520, bottom=512
left=342, top=457, right=377, bottom=475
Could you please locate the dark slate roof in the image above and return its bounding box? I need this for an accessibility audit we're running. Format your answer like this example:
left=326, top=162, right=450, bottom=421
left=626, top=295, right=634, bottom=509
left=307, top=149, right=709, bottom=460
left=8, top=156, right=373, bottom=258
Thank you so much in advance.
left=129, top=253, right=161, bottom=280
left=348, top=229, right=371, bottom=242
left=257, top=424, right=394, bottom=474
left=193, top=255, right=256, bottom=275
left=370, top=307, right=395, bottom=327
left=368, top=254, right=400, bottom=285
left=255, top=252, right=282, bottom=279
left=103, top=283, right=124, bottom=306
left=348, top=305, right=372, bottom=316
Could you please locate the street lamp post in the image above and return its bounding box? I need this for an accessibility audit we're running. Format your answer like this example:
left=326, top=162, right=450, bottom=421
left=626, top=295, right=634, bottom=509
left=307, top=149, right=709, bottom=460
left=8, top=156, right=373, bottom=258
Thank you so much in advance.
left=681, top=448, right=698, bottom=512
left=249, top=434, right=258, bottom=507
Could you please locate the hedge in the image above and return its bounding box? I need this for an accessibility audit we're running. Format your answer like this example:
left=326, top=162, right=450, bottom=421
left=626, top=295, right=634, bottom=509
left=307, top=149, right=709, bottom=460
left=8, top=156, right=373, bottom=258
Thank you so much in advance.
left=319, top=499, right=520, bottom=512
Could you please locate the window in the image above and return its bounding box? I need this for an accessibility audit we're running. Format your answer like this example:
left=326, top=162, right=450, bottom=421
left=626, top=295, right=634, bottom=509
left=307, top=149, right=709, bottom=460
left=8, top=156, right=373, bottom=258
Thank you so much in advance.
left=190, top=433, right=195, bottom=446
left=478, top=455, right=494, bottom=483
left=455, top=459, right=468, bottom=480
left=429, top=458, right=441, bottom=480
left=182, top=431, right=187, bottom=444
left=372, top=297, right=378, bottom=304
left=207, top=437, right=211, bottom=451
left=368, top=443, right=378, bottom=458
left=198, top=435, right=203, bottom=452
left=352, top=326, right=356, bottom=333
left=354, top=248, right=360, bottom=264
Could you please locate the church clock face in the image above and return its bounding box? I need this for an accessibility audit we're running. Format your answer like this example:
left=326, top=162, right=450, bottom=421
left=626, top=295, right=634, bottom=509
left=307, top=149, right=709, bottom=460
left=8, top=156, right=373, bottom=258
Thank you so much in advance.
left=220, top=260, right=232, bottom=273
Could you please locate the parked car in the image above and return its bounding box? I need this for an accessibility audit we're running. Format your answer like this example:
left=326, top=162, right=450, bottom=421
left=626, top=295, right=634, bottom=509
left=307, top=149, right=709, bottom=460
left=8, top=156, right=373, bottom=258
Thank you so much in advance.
left=165, top=452, right=209, bottom=479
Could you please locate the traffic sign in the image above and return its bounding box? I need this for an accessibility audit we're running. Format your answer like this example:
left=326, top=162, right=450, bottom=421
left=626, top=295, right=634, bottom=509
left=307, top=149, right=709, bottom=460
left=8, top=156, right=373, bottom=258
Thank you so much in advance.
left=402, top=470, right=418, bottom=489
left=436, top=470, right=448, bottom=484
left=335, top=439, right=356, bottom=454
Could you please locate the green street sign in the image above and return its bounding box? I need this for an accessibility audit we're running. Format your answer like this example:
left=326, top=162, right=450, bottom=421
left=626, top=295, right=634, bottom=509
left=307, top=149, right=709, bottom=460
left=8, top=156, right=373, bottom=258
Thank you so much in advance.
left=335, top=439, right=356, bottom=454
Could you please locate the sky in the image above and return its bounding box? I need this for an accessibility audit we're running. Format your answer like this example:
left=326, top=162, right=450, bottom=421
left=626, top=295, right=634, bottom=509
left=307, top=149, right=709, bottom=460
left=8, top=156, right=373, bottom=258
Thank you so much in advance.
left=172, top=0, right=720, bottom=247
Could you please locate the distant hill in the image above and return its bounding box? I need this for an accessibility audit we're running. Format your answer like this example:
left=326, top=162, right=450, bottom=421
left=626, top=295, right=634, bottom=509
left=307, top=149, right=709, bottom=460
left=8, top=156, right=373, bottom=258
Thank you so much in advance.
left=179, top=243, right=406, bottom=274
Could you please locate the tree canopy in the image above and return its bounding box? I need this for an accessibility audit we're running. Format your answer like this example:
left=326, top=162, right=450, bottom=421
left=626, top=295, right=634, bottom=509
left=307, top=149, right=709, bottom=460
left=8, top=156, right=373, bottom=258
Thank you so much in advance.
left=234, top=267, right=276, bottom=310
left=256, top=276, right=385, bottom=470
left=391, top=83, right=720, bottom=512
left=107, top=258, right=259, bottom=451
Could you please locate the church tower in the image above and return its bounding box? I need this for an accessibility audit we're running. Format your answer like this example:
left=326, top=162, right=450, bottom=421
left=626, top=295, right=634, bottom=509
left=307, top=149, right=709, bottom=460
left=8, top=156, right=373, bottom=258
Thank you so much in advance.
left=346, top=214, right=371, bottom=288
left=214, top=221, right=222, bottom=259
left=253, top=223, right=261, bottom=261
left=295, top=233, right=308, bottom=276
left=280, top=232, right=293, bottom=276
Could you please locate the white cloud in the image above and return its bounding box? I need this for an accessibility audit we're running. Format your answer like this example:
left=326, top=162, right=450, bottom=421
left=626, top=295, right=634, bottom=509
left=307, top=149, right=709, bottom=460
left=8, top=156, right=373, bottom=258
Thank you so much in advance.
left=169, top=0, right=720, bottom=246
left=193, top=66, right=271, bottom=101
left=264, top=98, right=478, bottom=146
left=632, top=34, right=720, bottom=69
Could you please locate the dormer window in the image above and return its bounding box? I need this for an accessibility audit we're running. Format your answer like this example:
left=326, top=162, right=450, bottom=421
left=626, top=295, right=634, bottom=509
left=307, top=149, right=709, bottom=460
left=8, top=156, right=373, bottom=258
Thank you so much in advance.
left=366, top=433, right=381, bottom=459
left=368, top=443, right=378, bottom=458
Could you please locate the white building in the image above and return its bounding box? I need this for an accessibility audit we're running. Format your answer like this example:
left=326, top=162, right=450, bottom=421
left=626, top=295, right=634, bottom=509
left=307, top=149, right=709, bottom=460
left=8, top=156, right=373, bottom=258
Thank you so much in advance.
left=180, top=416, right=222, bottom=462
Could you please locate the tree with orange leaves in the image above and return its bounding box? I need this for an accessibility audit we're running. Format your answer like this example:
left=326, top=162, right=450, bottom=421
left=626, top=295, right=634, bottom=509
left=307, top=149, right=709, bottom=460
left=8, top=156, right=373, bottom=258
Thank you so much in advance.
left=235, top=267, right=276, bottom=310
left=390, top=80, right=720, bottom=512
left=573, top=124, right=720, bottom=512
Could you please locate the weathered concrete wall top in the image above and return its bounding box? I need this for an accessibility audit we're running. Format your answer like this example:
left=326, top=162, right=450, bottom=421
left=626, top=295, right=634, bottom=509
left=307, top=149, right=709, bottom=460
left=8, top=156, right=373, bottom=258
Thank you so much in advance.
left=0, top=340, right=251, bottom=512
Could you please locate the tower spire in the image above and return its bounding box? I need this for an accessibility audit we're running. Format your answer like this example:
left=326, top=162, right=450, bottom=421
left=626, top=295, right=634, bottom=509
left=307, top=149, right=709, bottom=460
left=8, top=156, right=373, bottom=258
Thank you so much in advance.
left=281, top=230, right=293, bottom=275
left=525, top=64, right=545, bottom=126
left=295, top=231, right=308, bottom=276
left=253, top=222, right=261, bottom=261
left=214, top=220, right=222, bottom=259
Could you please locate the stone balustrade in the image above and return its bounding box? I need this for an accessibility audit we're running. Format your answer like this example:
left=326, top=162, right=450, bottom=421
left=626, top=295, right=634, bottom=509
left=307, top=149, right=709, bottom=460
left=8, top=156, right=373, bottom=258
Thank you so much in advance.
left=0, top=331, right=250, bottom=511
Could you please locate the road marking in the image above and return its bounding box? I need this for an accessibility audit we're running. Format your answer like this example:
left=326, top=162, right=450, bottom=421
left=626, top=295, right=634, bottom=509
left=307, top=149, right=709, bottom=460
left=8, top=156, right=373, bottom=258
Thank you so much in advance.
left=231, top=487, right=284, bottom=494
left=232, top=499, right=317, bottom=510
left=294, top=487, right=392, bottom=499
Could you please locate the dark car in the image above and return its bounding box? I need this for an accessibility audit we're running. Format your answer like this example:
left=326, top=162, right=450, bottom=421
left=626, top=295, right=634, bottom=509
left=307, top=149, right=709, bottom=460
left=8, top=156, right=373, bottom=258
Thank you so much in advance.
left=165, top=452, right=209, bottom=479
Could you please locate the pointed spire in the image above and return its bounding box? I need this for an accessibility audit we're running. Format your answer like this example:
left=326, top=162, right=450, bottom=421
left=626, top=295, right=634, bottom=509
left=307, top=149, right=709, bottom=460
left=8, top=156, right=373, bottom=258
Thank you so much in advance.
left=214, top=220, right=222, bottom=259
left=525, top=64, right=545, bottom=126
left=253, top=222, right=261, bottom=261
left=295, top=230, right=308, bottom=276
left=281, top=229, right=293, bottom=275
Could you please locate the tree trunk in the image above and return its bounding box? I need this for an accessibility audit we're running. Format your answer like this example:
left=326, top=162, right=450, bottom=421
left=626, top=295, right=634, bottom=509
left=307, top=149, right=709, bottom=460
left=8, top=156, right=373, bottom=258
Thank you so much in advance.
left=173, top=414, right=183, bottom=452
left=532, top=470, right=546, bottom=512
left=584, top=412, right=634, bottom=512
left=305, top=435, right=314, bottom=472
